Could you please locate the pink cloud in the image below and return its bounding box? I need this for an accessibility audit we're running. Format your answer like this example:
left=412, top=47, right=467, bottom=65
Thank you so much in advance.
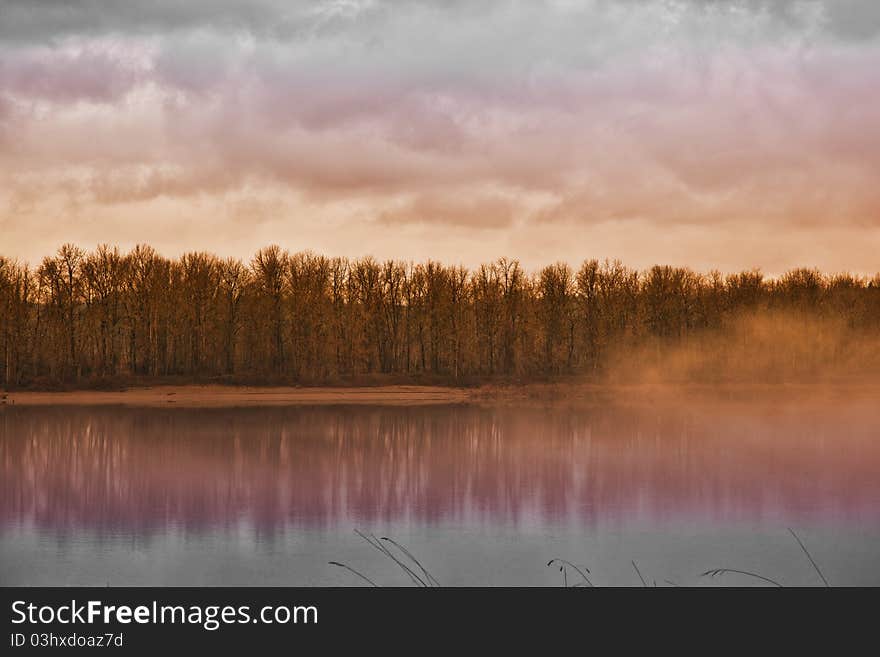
left=0, top=44, right=145, bottom=105
left=1, top=18, right=879, bottom=274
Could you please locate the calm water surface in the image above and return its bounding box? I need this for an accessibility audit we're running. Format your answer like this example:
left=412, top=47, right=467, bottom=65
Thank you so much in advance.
left=2, top=398, right=879, bottom=586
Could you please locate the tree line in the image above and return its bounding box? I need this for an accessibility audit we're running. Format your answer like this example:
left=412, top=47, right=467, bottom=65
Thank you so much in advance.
left=1, top=244, right=879, bottom=387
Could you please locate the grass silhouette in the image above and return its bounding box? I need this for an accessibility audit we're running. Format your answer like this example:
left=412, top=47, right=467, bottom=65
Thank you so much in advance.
left=330, top=528, right=831, bottom=587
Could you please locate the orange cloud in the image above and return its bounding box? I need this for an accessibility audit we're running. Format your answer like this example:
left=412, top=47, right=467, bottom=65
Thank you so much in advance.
left=1, top=2, right=879, bottom=274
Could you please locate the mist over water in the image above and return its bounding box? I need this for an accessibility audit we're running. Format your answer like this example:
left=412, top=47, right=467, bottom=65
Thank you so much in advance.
left=2, top=396, right=880, bottom=586
left=604, top=312, right=880, bottom=385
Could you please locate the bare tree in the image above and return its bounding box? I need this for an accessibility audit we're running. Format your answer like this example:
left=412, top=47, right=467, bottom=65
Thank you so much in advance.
left=4, top=243, right=879, bottom=388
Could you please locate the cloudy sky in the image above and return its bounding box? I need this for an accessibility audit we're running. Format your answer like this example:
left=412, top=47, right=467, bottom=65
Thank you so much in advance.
left=1, top=0, right=878, bottom=273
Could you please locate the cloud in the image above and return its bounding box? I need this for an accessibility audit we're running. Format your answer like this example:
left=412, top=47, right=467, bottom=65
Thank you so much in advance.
left=0, top=1, right=284, bottom=43
left=0, top=1, right=878, bottom=273
left=379, top=192, right=516, bottom=229
left=820, top=0, right=880, bottom=39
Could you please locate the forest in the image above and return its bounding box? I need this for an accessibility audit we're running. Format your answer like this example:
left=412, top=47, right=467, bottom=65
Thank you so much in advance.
left=1, top=244, right=879, bottom=388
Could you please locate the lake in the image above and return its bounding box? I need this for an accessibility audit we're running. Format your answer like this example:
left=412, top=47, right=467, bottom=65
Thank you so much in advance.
left=2, top=395, right=879, bottom=586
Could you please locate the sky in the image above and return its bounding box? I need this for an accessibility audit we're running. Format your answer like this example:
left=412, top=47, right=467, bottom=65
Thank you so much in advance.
left=1, top=0, right=878, bottom=274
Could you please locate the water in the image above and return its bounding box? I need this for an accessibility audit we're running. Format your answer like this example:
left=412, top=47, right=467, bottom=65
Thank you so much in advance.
left=2, top=397, right=879, bottom=586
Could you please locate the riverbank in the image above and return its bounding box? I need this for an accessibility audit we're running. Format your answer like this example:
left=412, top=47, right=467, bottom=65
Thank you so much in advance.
left=3, top=381, right=880, bottom=408
left=1, top=385, right=473, bottom=407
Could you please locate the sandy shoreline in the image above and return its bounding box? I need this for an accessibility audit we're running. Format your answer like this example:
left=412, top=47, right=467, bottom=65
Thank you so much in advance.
left=3, top=381, right=880, bottom=408
left=1, top=385, right=474, bottom=407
